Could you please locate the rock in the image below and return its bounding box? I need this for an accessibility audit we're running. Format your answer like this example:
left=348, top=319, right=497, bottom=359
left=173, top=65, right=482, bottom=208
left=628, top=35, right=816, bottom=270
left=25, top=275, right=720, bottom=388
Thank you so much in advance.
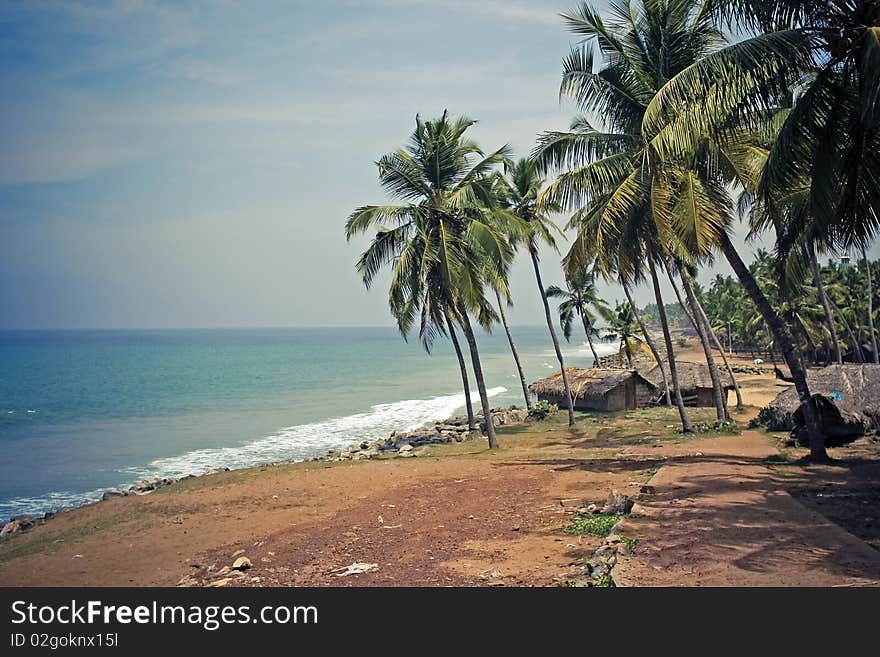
left=586, top=503, right=599, bottom=514
left=102, top=489, right=128, bottom=500
left=479, top=568, right=503, bottom=581
left=639, top=485, right=656, bottom=495
left=601, top=490, right=634, bottom=515
left=232, top=549, right=245, bottom=557
left=335, top=562, right=378, bottom=577
left=206, top=578, right=234, bottom=587
left=232, top=557, right=252, bottom=571
left=397, top=444, right=414, bottom=453
left=359, top=440, right=370, bottom=450
left=0, top=520, right=22, bottom=537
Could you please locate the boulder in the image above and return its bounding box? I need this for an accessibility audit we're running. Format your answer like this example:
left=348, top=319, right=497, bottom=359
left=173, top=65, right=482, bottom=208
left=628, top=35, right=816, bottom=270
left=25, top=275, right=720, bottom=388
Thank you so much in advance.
left=601, top=490, right=634, bottom=515
left=232, top=557, right=252, bottom=571
left=0, top=520, right=21, bottom=537
left=397, top=443, right=414, bottom=453
left=102, top=489, right=128, bottom=501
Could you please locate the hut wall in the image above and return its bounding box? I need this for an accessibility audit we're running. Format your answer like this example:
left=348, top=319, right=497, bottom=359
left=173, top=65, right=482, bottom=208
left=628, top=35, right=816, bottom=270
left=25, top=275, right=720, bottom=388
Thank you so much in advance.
left=634, top=381, right=655, bottom=407
left=693, top=387, right=729, bottom=407
left=605, top=386, right=627, bottom=411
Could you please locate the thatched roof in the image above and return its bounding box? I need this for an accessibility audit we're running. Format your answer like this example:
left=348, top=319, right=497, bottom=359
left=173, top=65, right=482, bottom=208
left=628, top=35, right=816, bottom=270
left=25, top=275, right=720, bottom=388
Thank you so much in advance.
left=763, top=364, right=880, bottom=437
left=530, top=367, right=654, bottom=399
left=640, top=360, right=734, bottom=391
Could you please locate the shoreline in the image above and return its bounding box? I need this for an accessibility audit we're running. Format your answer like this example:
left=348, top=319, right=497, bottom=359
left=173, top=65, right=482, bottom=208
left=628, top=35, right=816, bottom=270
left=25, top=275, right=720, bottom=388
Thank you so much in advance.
left=1, top=364, right=879, bottom=587
left=0, top=405, right=529, bottom=540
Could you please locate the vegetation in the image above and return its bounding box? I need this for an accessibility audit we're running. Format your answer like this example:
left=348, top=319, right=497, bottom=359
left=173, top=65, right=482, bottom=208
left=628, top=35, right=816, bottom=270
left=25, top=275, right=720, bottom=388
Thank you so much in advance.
left=346, top=0, right=880, bottom=461
left=563, top=514, right=622, bottom=537
left=528, top=399, right=559, bottom=421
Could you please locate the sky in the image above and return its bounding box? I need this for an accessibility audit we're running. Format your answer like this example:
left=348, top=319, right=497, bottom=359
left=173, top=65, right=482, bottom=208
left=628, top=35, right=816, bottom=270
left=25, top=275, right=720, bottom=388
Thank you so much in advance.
left=0, top=1, right=871, bottom=330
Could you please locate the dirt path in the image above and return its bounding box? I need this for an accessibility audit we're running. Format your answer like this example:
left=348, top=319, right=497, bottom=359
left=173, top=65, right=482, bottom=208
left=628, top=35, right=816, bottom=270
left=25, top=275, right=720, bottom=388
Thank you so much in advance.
left=613, top=430, right=880, bottom=586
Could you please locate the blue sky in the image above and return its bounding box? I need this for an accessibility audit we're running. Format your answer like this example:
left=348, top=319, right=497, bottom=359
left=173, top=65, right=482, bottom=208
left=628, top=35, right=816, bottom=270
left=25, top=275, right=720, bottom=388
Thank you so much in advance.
left=0, top=1, right=868, bottom=329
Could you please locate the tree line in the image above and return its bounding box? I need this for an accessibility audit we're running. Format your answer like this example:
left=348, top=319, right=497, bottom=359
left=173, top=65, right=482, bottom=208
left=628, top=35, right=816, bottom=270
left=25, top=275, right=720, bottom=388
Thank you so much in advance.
left=346, top=0, right=880, bottom=461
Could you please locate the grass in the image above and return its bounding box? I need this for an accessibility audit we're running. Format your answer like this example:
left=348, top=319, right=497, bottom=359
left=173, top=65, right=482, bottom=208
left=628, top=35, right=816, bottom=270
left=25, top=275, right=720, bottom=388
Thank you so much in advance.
left=562, top=514, right=621, bottom=537
left=0, top=514, right=137, bottom=565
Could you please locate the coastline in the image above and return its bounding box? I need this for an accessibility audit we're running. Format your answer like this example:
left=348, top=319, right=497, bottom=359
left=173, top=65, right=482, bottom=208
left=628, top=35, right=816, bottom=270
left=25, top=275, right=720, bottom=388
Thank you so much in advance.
left=2, top=363, right=878, bottom=587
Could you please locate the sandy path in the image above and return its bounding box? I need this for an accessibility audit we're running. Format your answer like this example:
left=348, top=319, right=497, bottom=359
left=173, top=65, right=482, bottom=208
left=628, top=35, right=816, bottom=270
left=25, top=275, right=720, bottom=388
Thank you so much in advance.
left=612, top=431, right=880, bottom=586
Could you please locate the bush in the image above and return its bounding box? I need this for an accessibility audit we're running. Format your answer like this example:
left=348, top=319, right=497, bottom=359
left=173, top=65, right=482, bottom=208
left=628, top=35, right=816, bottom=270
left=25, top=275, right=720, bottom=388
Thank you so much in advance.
left=677, top=337, right=688, bottom=347
left=676, top=419, right=740, bottom=434
left=562, top=514, right=621, bottom=537
left=528, top=399, right=558, bottom=420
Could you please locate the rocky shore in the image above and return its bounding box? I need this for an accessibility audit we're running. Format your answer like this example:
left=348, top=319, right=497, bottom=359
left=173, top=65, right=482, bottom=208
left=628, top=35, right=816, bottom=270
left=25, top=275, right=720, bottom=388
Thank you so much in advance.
left=0, top=405, right=530, bottom=540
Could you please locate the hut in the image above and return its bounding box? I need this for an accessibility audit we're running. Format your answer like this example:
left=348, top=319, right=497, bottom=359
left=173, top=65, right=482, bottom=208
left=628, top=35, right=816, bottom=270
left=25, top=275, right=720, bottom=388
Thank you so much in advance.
left=760, top=364, right=880, bottom=445
left=529, top=368, right=657, bottom=412
left=641, top=360, right=735, bottom=407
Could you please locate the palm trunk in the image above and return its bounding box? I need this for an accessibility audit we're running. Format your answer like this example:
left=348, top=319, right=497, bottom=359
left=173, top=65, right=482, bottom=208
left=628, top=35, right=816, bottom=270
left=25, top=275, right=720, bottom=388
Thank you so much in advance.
left=531, top=247, right=575, bottom=426
left=680, top=272, right=728, bottom=422
left=863, top=248, right=879, bottom=364
left=495, top=290, right=532, bottom=410
left=718, top=232, right=826, bottom=460
left=828, top=297, right=864, bottom=363
left=811, top=250, right=843, bottom=365
left=458, top=310, right=499, bottom=449
left=580, top=311, right=601, bottom=366
left=623, top=341, right=634, bottom=368
left=445, top=310, right=477, bottom=431
left=694, top=298, right=744, bottom=410
left=646, top=246, right=692, bottom=432
left=623, top=283, right=671, bottom=406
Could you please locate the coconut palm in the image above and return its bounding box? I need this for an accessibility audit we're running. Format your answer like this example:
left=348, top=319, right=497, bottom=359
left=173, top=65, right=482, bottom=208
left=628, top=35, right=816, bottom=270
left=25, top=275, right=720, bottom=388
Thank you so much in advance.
left=493, top=287, right=532, bottom=410
left=345, top=111, right=515, bottom=449
left=495, top=158, right=577, bottom=426
left=599, top=301, right=649, bottom=368
left=643, top=0, right=880, bottom=459
left=545, top=266, right=608, bottom=365
left=532, top=0, right=728, bottom=432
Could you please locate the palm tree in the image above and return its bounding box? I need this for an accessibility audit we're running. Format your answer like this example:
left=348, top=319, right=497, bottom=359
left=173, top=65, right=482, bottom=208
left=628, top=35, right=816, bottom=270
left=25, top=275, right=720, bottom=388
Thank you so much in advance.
left=496, top=158, right=577, bottom=426
left=493, top=287, right=532, bottom=410
left=622, top=283, right=672, bottom=406
left=533, top=0, right=724, bottom=432
left=599, top=301, right=649, bottom=368
left=445, top=312, right=477, bottom=431
left=345, top=111, right=515, bottom=449
left=863, top=248, right=880, bottom=363
left=643, top=1, right=880, bottom=459
left=545, top=266, right=607, bottom=365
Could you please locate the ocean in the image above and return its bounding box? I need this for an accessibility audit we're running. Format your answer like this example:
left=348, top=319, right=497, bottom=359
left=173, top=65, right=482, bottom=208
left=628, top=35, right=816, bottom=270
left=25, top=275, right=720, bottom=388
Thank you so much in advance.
left=0, top=326, right=614, bottom=519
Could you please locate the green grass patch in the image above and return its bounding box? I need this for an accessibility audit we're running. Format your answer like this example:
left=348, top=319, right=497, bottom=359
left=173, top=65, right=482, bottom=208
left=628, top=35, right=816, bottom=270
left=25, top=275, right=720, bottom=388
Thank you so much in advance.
left=0, top=514, right=135, bottom=565
left=562, top=514, right=621, bottom=537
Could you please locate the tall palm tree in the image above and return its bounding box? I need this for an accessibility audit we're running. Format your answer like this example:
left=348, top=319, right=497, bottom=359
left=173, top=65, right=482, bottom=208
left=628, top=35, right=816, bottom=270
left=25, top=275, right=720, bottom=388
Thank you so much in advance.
left=445, top=312, right=477, bottom=431
left=643, top=0, right=880, bottom=459
left=345, top=111, right=516, bottom=449
left=493, top=287, right=532, bottom=410
left=533, top=0, right=724, bottom=432
left=599, top=301, right=649, bottom=368
left=622, top=283, right=672, bottom=406
left=863, top=248, right=880, bottom=363
left=496, top=158, right=577, bottom=426
left=545, top=266, right=607, bottom=365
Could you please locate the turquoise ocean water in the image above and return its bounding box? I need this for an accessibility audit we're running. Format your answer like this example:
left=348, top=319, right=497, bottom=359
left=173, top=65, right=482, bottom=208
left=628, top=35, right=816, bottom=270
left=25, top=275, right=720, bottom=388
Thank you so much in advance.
left=0, top=327, right=614, bottom=519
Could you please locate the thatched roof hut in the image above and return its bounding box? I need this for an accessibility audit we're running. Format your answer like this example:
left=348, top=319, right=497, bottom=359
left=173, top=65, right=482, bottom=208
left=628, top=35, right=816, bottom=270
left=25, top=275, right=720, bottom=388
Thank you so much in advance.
left=529, top=368, right=657, bottom=412
left=761, top=364, right=880, bottom=445
left=640, top=360, right=734, bottom=407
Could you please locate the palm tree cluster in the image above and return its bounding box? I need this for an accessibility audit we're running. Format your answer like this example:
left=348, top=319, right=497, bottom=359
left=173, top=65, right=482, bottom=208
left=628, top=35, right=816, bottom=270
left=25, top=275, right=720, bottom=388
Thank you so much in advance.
left=700, top=254, right=880, bottom=365
left=346, top=0, right=880, bottom=460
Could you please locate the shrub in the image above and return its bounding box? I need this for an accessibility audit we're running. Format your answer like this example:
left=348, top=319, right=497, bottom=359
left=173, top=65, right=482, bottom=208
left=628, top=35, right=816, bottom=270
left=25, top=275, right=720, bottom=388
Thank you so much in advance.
left=562, top=514, right=621, bottom=537
left=528, top=399, right=558, bottom=420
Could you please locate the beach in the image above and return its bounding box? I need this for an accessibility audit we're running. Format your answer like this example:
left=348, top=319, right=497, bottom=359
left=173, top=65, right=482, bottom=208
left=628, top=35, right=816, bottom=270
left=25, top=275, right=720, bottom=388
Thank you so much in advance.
left=2, top=355, right=879, bottom=587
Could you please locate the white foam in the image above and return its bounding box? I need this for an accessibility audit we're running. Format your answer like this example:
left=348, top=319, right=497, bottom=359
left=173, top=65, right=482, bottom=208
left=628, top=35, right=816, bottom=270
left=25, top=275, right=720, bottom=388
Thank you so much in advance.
left=136, top=385, right=507, bottom=479
left=0, top=387, right=508, bottom=519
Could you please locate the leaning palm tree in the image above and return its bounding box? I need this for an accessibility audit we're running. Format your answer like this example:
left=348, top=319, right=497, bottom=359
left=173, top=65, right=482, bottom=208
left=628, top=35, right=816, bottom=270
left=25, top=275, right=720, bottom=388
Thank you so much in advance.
left=492, top=286, right=532, bottom=410
left=345, top=111, right=515, bottom=449
left=496, top=158, right=577, bottom=426
left=643, top=0, right=880, bottom=459
left=533, top=0, right=724, bottom=432
left=545, top=266, right=608, bottom=365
